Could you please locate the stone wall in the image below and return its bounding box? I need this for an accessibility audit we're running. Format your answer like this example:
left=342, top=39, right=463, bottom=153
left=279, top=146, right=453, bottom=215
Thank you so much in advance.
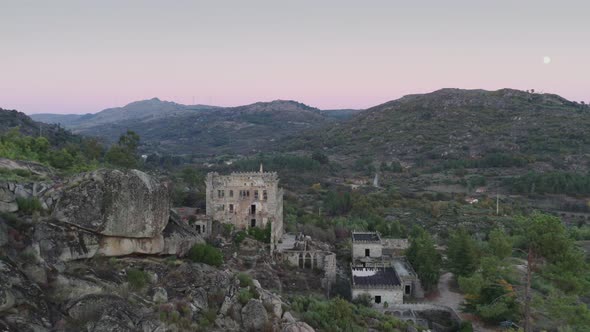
left=351, top=286, right=404, bottom=307
left=352, top=242, right=383, bottom=259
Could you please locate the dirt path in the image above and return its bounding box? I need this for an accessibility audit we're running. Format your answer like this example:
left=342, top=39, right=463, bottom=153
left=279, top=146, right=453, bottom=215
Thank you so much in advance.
left=426, top=272, right=498, bottom=332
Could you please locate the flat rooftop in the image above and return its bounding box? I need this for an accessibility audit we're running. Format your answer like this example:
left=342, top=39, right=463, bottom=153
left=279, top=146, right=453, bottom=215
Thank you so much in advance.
left=351, top=267, right=400, bottom=287
left=352, top=232, right=381, bottom=242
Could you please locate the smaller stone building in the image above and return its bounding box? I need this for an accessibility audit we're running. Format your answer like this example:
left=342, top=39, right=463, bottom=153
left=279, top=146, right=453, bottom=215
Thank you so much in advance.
left=352, top=231, right=383, bottom=259
left=350, top=231, right=424, bottom=306
left=351, top=265, right=404, bottom=306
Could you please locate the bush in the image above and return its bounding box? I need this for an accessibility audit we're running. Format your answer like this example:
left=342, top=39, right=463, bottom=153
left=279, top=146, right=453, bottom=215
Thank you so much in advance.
left=234, top=231, right=247, bottom=245
left=237, top=273, right=254, bottom=288
left=248, top=222, right=271, bottom=243
left=127, top=268, right=149, bottom=290
left=238, top=288, right=254, bottom=305
left=16, top=197, right=43, bottom=214
left=187, top=243, right=223, bottom=267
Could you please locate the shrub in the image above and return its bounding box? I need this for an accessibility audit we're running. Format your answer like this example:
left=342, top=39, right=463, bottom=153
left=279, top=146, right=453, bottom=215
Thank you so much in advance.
left=16, top=197, right=43, bottom=214
left=238, top=288, right=253, bottom=305
left=248, top=222, right=271, bottom=243
left=127, top=268, right=149, bottom=290
left=187, top=243, right=223, bottom=267
left=234, top=231, right=247, bottom=245
left=237, top=273, right=254, bottom=288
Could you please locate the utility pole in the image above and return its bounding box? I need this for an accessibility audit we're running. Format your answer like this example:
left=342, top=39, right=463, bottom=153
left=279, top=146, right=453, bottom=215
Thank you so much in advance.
left=496, top=194, right=499, bottom=215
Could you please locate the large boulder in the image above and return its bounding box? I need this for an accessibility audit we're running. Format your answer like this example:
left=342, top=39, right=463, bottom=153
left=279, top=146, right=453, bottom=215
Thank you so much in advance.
left=53, top=169, right=170, bottom=238
left=282, top=321, right=316, bottom=332
left=241, top=299, right=268, bottom=331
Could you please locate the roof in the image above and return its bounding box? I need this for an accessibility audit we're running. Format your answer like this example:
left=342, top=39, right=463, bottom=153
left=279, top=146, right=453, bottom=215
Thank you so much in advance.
left=352, top=232, right=381, bottom=242
left=351, top=267, right=400, bottom=287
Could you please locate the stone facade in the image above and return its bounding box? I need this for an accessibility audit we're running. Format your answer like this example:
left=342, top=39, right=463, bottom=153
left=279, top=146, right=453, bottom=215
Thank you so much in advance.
left=205, top=168, right=284, bottom=250
left=350, top=231, right=424, bottom=306
left=352, top=231, right=383, bottom=258
left=351, top=286, right=403, bottom=307
left=351, top=265, right=404, bottom=307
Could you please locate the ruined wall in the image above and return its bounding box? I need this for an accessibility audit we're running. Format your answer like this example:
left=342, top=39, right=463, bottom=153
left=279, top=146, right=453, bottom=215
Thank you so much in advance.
left=278, top=250, right=336, bottom=285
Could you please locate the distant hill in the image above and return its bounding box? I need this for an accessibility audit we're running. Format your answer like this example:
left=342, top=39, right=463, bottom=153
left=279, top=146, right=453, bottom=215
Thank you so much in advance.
left=0, top=108, right=80, bottom=146
left=290, top=88, right=590, bottom=170
left=32, top=99, right=352, bottom=155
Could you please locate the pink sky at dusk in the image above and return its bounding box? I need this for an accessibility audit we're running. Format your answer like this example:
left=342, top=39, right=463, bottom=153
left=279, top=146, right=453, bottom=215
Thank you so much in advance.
left=1, top=1, right=588, bottom=114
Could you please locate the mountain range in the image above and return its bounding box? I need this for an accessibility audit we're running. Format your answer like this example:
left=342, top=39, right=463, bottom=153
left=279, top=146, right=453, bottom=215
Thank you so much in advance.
left=25, top=88, right=590, bottom=171
left=31, top=99, right=361, bottom=155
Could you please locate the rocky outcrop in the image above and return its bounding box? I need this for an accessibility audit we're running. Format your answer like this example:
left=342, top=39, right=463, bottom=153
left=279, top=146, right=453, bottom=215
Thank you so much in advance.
left=0, top=259, right=51, bottom=331
left=34, top=221, right=101, bottom=264
left=53, top=169, right=170, bottom=238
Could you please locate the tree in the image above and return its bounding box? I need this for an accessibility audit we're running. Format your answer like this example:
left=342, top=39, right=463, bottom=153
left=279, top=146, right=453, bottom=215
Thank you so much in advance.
left=447, top=228, right=480, bottom=277
left=105, top=131, right=141, bottom=168
left=517, top=213, right=590, bottom=332
left=488, top=228, right=512, bottom=259
left=311, top=151, right=329, bottom=165
left=181, top=167, right=203, bottom=190
left=118, top=130, right=140, bottom=152
left=406, top=226, right=441, bottom=290
left=105, top=145, right=137, bottom=168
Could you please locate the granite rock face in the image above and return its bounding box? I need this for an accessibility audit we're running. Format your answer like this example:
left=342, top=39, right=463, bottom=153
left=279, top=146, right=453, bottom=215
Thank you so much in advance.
left=53, top=169, right=170, bottom=238
left=241, top=299, right=269, bottom=331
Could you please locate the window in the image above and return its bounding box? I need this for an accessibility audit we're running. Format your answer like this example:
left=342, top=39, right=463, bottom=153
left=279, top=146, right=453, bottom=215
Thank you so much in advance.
left=405, top=285, right=411, bottom=295
left=251, top=219, right=256, bottom=227
left=229, top=204, right=234, bottom=213
left=263, top=190, right=268, bottom=200
left=374, top=296, right=381, bottom=304
left=365, top=248, right=370, bottom=257
left=254, top=190, right=259, bottom=200
left=229, top=190, right=233, bottom=197
left=251, top=204, right=256, bottom=215
left=217, top=190, right=222, bottom=198
left=246, top=190, right=250, bottom=197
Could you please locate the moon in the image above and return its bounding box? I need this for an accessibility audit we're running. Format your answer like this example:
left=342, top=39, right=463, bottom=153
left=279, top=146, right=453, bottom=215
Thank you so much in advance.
left=543, top=56, right=552, bottom=64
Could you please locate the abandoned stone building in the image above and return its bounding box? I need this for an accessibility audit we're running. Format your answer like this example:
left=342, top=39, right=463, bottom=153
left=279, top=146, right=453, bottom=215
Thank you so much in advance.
left=171, top=207, right=212, bottom=236
left=205, top=167, right=284, bottom=250
left=351, top=231, right=423, bottom=307
left=275, top=233, right=337, bottom=290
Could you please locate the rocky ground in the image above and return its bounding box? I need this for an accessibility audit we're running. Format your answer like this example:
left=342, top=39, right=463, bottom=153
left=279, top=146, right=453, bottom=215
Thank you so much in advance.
left=0, top=164, right=315, bottom=332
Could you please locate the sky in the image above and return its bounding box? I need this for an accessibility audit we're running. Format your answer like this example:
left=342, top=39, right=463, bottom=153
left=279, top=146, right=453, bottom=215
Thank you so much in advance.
left=1, top=0, right=589, bottom=114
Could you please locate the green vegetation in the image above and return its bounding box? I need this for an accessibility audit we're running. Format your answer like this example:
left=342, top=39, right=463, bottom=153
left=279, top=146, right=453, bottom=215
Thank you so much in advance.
left=105, top=130, right=140, bottom=169
left=233, top=153, right=322, bottom=172
left=248, top=222, right=271, bottom=243
left=290, top=296, right=408, bottom=332
left=0, top=127, right=145, bottom=172
left=0, top=128, right=101, bottom=172
left=126, top=268, right=149, bottom=290
left=433, top=153, right=529, bottom=171
left=454, top=214, right=590, bottom=330
left=187, top=243, right=223, bottom=267
left=508, top=171, right=590, bottom=196
left=15, top=197, right=43, bottom=214
left=446, top=228, right=480, bottom=277
left=406, top=227, right=441, bottom=290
